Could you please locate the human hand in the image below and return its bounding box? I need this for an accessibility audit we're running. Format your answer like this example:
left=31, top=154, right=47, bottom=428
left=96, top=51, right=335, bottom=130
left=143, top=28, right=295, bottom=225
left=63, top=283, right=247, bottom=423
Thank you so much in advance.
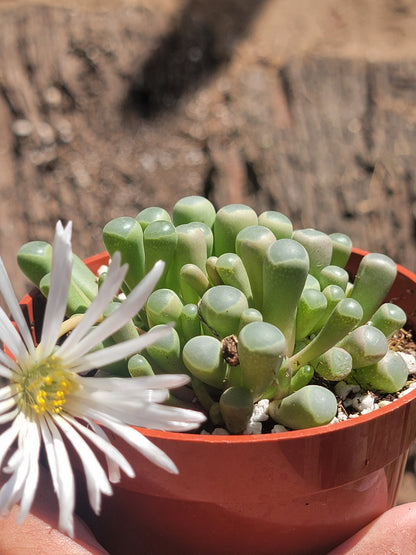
left=329, top=502, right=416, bottom=554
left=0, top=465, right=108, bottom=555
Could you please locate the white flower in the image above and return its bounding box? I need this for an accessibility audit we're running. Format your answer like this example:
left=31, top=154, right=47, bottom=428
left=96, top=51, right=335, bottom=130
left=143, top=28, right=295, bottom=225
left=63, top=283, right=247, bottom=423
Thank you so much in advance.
left=0, top=221, right=205, bottom=536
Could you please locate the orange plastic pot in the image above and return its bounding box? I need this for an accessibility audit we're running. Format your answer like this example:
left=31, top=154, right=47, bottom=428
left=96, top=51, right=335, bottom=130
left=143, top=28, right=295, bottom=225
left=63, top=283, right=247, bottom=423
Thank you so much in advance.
left=19, top=249, right=416, bottom=555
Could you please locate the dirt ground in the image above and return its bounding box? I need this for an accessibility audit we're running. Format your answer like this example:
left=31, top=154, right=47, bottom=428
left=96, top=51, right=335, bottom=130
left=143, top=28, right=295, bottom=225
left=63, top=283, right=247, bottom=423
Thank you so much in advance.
left=1, top=0, right=416, bottom=504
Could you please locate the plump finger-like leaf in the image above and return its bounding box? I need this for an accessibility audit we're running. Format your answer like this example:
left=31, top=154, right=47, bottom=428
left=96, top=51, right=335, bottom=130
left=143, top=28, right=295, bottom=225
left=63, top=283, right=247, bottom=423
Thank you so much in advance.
left=291, top=298, right=363, bottom=369
left=145, top=325, right=188, bottom=374
left=295, top=288, right=327, bottom=340
left=216, top=253, right=253, bottom=304
left=353, top=350, right=408, bottom=393
left=143, top=220, right=177, bottom=287
left=349, top=253, right=397, bottom=324
left=199, top=285, right=248, bottom=338
left=269, top=385, right=337, bottom=429
left=369, top=303, right=407, bottom=338
left=146, top=288, right=183, bottom=329
left=219, top=387, right=254, bottom=434
left=213, top=204, right=258, bottom=256
left=172, top=195, right=216, bottom=228
left=337, top=325, right=388, bottom=368
left=258, top=210, right=293, bottom=239
left=128, top=354, right=155, bottom=377
left=103, top=217, right=145, bottom=291
left=230, top=321, right=286, bottom=400
left=262, top=239, right=309, bottom=352
left=236, top=225, right=276, bottom=309
left=329, top=232, right=352, bottom=268
left=292, top=229, right=333, bottom=278
left=313, top=347, right=352, bottom=381
left=183, top=335, right=228, bottom=389
left=136, top=206, right=171, bottom=230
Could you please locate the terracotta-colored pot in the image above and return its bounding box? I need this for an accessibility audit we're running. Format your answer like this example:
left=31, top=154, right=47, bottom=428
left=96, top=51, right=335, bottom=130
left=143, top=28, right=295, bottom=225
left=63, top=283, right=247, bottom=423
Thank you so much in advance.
left=19, top=250, right=416, bottom=555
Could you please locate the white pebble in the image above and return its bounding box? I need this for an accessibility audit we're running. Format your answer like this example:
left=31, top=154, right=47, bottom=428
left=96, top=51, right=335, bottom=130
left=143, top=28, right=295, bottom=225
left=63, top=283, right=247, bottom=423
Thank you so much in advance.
left=334, top=381, right=361, bottom=400
left=400, top=353, right=416, bottom=374
left=97, top=264, right=108, bottom=276
left=251, top=399, right=270, bottom=422
left=352, top=393, right=375, bottom=413
left=271, top=424, right=288, bottom=434
left=212, top=428, right=229, bottom=435
left=244, top=421, right=262, bottom=435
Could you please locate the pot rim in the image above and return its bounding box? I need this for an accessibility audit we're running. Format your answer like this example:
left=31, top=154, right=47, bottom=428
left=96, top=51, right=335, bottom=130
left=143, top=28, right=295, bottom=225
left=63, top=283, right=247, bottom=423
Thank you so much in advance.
left=19, top=249, right=416, bottom=445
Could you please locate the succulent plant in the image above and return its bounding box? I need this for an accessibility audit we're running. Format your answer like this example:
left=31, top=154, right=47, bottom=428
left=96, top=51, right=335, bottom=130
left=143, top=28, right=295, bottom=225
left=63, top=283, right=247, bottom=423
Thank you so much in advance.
left=18, top=196, right=410, bottom=434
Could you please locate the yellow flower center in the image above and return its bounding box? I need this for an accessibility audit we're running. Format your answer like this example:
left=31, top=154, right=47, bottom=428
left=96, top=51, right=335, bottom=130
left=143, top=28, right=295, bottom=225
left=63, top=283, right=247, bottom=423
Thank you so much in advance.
left=16, top=356, right=78, bottom=418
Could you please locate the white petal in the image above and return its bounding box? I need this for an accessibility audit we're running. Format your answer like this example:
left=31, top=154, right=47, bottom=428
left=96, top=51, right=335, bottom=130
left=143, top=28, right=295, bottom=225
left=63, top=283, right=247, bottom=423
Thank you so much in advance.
left=62, top=413, right=134, bottom=480
left=0, top=413, right=24, bottom=469
left=84, top=420, right=121, bottom=483
left=62, top=260, right=165, bottom=363
left=0, top=362, right=14, bottom=379
left=0, top=408, right=19, bottom=425
left=0, top=307, right=27, bottom=361
left=71, top=324, right=172, bottom=374
left=38, top=221, right=73, bottom=360
left=71, top=405, right=178, bottom=474
left=57, top=252, right=127, bottom=360
left=0, top=384, right=18, bottom=401
left=44, top=415, right=75, bottom=537
left=54, top=414, right=112, bottom=514
left=40, top=418, right=60, bottom=498
left=17, top=422, right=41, bottom=523
left=0, top=257, right=35, bottom=357
left=0, top=397, right=17, bottom=415
left=79, top=373, right=191, bottom=392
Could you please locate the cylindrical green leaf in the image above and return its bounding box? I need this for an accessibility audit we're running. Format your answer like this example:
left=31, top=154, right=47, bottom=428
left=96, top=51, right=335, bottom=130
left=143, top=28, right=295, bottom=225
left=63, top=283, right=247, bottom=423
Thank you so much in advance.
left=39, top=273, right=92, bottom=316
left=290, top=364, right=314, bottom=392
left=180, top=303, right=201, bottom=343
left=295, top=288, right=327, bottom=340
left=262, top=239, right=309, bottom=352
left=269, top=385, right=337, bottom=429
left=216, top=253, right=253, bottom=304
left=292, top=229, right=333, bottom=278
left=219, top=387, right=254, bottom=434
left=213, top=204, right=258, bottom=256
left=236, top=225, right=276, bottom=309
left=311, top=284, right=345, bottom=334
left=183, top=335, right=228, bottom=389
left=258, top=211, right=293, bottom=239
left=318, top=265, right=349, bottom=291
left=145, top=325, right=188, bottom=374
left=143, top=220, right=177, bottom=287
left=180, top=264, right=210, bottom=303
left=313, top=347, right=352, bottom=381
left=128, top=354, right=155, bottom=377
left=206, top=256, right=223, bottom=286
left=349, top=253, right=397, bottom=324
left=329, top=232, right=352, bottom=268
left=291, top=298, right=363, bottom=369
left=146, top=288, right=183, bottom=329
left=136, top=206, right=171, bottom=231
left=238, top=308, right=263, bottom=333
left=103, top=217, right=145, bottom=290
left=353, top=350, right=408, bottom=393
left=337, top=325, right=388, bottom=368
left=199, top=285, right=248, bottom=338
left=17, top=241, right=53, bottom=287
left=369, top=303, right=407, bottom=338
left=172, top=195, right=216, bottom=228
left=167, top=223, right=208, bottom=295
left=231, top=321, right=286, bottom=400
